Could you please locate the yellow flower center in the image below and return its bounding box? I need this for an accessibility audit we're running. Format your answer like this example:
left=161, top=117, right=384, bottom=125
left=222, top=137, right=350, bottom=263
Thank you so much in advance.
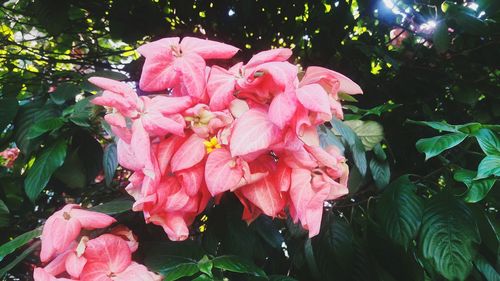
left=203, top=136, right=221, bottom=153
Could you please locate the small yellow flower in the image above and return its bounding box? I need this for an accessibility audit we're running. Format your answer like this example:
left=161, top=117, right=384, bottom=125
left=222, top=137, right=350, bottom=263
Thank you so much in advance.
left=203, top=136, right=221, bottom=153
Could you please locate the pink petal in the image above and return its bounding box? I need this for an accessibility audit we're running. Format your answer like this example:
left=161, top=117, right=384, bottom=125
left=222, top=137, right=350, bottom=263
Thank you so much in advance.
left=207, top=66, right=237, bottom=111
left=137, top=37, right=180, bottom=58
left=268, top=87, right=297, bottom=129
left=156, top=136, right=182, bottom=176
left=131, top=119, right=152, bottom=173
left=304, top=185, right=330, bottom=237
left=84, top=234, right=131, bottom=273
left=51, top=217, right=82, bottom=254
left=289, top=168, right=312, bottom=225
left=170, top=134, right=206, bottom=172
left=178, top=163, right=205, bottom=196
left=70, top=209, right=116, bottom=230
left=300, top=66, right=363, bottom=95
left=88, top=77, right=135, bottom=96
left=44, top=248, right=72, bottom=276
left=180, top=37, right=239, bottom=59
left=34, top=268, right=76, bottom=281
left=40, top=216, right=58, bottom=262
left=104, top=113, right=131, bottom=142
left=245, top=48, right=292, bottom=69
left=80, top=262, right=113, bottom=281
left=296, top=84, right=331, bottom=117
left=65, top=252, right=87, bottom=278
left=142, top=111, right=185, bottom=136
left=117, top=138, right=143, bottom=171
left=113, top=262, right=162, bottom=281
left=149, top=96, right=193, bottom=115
left=205, top=148, right=243, bottom=195
left=230, top=109, right=282, bottom=157
left=149, top=214, right=189, bottom=241
left=239, top=176, right=285, bottom=217
left=175, top=53, right=207, bottom=100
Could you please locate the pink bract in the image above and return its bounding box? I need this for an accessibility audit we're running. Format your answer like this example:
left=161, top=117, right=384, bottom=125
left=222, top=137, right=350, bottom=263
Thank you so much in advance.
left=87, top=36, right=361, bottom=241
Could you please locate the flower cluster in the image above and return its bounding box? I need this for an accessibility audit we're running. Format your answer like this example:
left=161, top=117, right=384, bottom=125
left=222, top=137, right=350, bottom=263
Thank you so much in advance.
left=34, top=204, right=160, bottom=281
left=90, top=37, right=362, bottom=241
left=0, top=147, right=19, bottom=168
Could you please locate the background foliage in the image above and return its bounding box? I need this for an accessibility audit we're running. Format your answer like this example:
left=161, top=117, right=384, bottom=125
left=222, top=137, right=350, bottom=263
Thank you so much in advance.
left=0, top=0, right=499, bottom=280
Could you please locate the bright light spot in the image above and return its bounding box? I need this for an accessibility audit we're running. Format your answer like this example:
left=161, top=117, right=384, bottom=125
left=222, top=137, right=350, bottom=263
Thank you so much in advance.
left=228, top=9, right=235, bottom=16
left=334, top=1, right=339, bottom=7
left=420, top=20, right=437, bottom=32
left=302, top=34, right=310, bottom=40
left=465, top=2, right=479, bottom=11
left=478, top=11, right=486, bottom=18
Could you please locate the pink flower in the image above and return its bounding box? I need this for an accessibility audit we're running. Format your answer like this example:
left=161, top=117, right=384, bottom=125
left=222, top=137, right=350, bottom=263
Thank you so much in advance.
left=138, top=37, right=239, bottom=99
left=0, top=147, right=19, bottom=168
left=80, top=234, right=161, bottom=281
left=40, top=204, right=116, bottom=262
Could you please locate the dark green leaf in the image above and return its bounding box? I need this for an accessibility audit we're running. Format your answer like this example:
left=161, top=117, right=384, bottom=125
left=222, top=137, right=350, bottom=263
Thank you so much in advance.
left=49, top=82, right=80, bottom=105
left=477, top=155, right=500, bottom=179
left=54, top=148, right=87, bottom=188
left=103, top=143, right=118, bottom=186
left=433, top=21, right=450, bottom=53
left=164, top=263, right=199, bottom=281
left=0, top=241, right=40, bottom=277
left=474, top=254, right=500, bottom=281
left=0, top=97, right=18, bottom=132
left=0, top=228, right=41, bottom=262
left=197, top=256, right=213, bottom=277
left=416, top=132, right=467, bottom=160
left=24, top=139, right=67, bottom=202
left=318, top=125, right=345, bottom=154
left=90, top=198, right=133, bottom=215
left=212, top=255, right=266, bottom=277
left=376, top=176, right=423, bottom=249
left=419, top=192, right=480, bottom=281
left=407, top=120, right=458, bottom=132
left=331, top=118, right=367, bottom=176
left=0, top=200, right=9, bottom=214
left=474, top=129, right=500, bottom=156
left=27, top=117, right=65, bottom=139
left=454, top=169, right=496, bottom=202
left=370, top=157, right=390, bottom=189
left=269, top=276, right=299, bottom=281
left=251, top=216, right=284, bottom=249
left=304, top=239, right=321, bottom=280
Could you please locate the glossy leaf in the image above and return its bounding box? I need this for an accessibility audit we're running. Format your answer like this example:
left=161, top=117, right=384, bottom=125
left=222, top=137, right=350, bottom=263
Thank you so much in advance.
left=90, top=198, right=133, bottom=215
left=103, top=143, right=118, bottom=186
left=331, top=118, right=367, bottom=176
left=419, top=192, right=480, bottom=281
left=0, top=228, right=41, bottom=262
left=476, top=155, right=500, bottom=179
left=212, top=255, right=266, bottom=277
left=474, top=129, right=500, bottom=156
left=0, top=97, right=18, bottom=132
left=454, top=169, right=496, bottom=203
left=343, top=120, right=384, bottom=151
left=24, top=139, right=68, bottom=202
left=27, top=117, right=65, bottom=139
left=376, top=176, right=423, bottom=249
left=49, top=82, right=80, bottom=105
left=416, top=132, right=467, bottom=160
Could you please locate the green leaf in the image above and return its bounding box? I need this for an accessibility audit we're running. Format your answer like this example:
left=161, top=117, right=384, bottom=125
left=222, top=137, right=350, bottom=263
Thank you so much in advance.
left=54, top=148, right=87, bottom=188
left=24, top=139, right=68, bottom=202
left=27, top=117, right=65, bottom=139
left=317, top=125, right=345, bottom=155
left=212, top=255, right=266, bottom=277
left=0, top=228, right=41, bottom=262
left=0, top=200, right=9, bottom=214
left=0, top=97, right=18, bottom=132
left=338, top=92, right=358, bottom=102
left=416, top=132, right=467, bottom=160
left=304, top=239, right=321, bottom=280
left=197, top=256, right=213, bottom=277
left=251, top=216, right=284, bottom=249
left=370, top=157, right=390, bottom=189
left=49, top=82, right=80, bottom=105
left=90, top=198, right=133, bottom=215
left=344, top=120, right=384, bottom=151
left=143, top=241, right=204, bottom=273
left=474, top=254, right=500, bottom=281
left=474, top=129, right=500, bottom=156
left=0, top=241, right=40, bottom=277
left=433, top=21, right=450, bottom=53
left=345, top=103, right=401, bottom=117
left=419, top=192, right=480, bottom=281
left=164, top=262, right=199, bottom=281
left=407, top=119, right=458, bottom=132
left=376, top=176, right=423, bottom=249
left=331, top=118, right=367, bottom=176
left=14, top=102, right=59, bottom=155
left=476, top=155, right=500, bottom=179
left=454, top=169, right=496, bottom=203
left=103, top=143, right=118, bottom=186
